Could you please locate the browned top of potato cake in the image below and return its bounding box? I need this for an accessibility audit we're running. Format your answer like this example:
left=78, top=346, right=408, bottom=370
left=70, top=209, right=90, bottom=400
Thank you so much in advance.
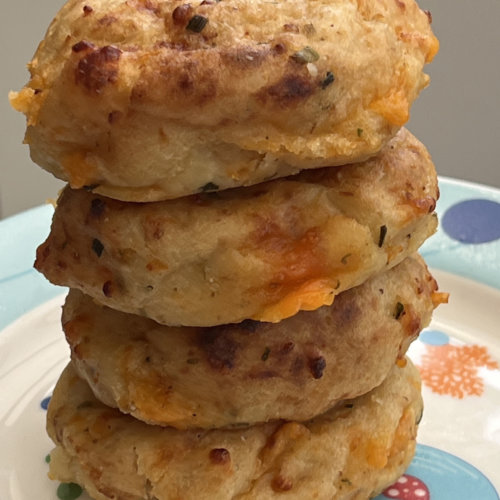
left=11, top=0, right=438, bottom=201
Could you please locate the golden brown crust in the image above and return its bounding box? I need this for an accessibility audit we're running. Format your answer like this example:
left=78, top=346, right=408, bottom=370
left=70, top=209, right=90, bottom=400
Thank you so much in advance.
left=47, top=360, right=422, bottom=500
left=35, top=128, right=438, bottom=326
left=62, top=255, right=437, bottom=429
left=11, top=0, right=438, bottom=201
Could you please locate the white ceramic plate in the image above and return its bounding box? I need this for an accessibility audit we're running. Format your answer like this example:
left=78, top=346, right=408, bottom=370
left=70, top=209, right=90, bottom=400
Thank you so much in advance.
left=1, top=177, right=499, bottom=500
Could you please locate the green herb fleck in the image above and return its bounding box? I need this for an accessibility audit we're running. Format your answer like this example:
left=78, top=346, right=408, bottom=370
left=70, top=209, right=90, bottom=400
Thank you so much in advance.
left=341, top=253, right=351, bottom=265
left=232, top=422, right=250, bottom=428
left=90, top=198, right=106, bottom=218
left=290, top=46, right=319, bottom=64
left=186, top=15, right=208, bottom=32
left=200, top=181, right=219, bottom=192
left=395, top=302, right=405, bottom=320
left=57, top=483, right=83, bottom=500
left=341, top=478, right=352, bottom=485
left=303, top=23, right=316, bottom=36
left=76, top=401, right=93, bottom=410
left=378, top=225, right=387, bottom=247
left=45, top=454, right=51, bottom=464
left=261, top=347, right=271, bottom=361
left=357, top=128, right=363, bottom=137
left=321, top=71, right=335, bottom=89
left=92, top=238, right=104, bottom=257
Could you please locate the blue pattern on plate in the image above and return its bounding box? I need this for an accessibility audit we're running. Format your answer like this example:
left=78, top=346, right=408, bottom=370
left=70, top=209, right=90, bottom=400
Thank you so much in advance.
left=0, top=204, right=66, bottom=330
left=420, top=178, right=500, bottom=291
left=374, top=444, right=499, bottom=500
left=419, top=329, right=450, bottom=346
left=41, top=396, right=51, bottom=410
left=442, top=199, right=500, bottom=244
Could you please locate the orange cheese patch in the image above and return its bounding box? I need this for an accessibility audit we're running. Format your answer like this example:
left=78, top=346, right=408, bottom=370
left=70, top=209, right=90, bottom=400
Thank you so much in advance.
left=62, top=151, right=97, bottom=189
left=369, top=89, right=409, bottom=127
left=257, top=279, right=335, bottom=323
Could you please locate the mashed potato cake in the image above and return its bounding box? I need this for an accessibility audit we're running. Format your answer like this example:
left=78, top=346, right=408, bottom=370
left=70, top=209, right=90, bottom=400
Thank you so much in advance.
left=35, top=129, right=438, bottom=326
left=11, top=0, right=437, bottom=201
left=47, top=359, right=422, bottom=500
left=62, top=255, right=438, bottom=429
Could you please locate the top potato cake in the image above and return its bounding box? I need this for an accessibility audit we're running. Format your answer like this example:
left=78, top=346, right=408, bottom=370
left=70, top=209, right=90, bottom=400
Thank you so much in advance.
left=11, top=0, right=437, bottom=201
left=35, top=128, right=438, bottom=326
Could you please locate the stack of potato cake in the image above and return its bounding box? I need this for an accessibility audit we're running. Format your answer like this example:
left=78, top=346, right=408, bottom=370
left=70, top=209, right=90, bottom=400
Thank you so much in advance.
left=11, top=0, right=447, bottom=497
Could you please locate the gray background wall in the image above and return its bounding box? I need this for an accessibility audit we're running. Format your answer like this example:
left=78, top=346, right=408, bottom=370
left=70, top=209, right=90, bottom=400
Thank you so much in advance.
left=1, top=0, right=499, bottom=219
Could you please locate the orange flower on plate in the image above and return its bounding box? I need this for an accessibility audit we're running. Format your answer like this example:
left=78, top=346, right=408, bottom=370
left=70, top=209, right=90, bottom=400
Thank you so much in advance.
left=418, top=344, right=499, bottom=398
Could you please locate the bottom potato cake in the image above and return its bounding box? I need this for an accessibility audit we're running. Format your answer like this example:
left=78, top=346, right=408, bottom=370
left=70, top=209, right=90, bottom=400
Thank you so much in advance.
left=47, top=359, right=422, bottom=500
left=61, top=254, right=439, bottom=429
